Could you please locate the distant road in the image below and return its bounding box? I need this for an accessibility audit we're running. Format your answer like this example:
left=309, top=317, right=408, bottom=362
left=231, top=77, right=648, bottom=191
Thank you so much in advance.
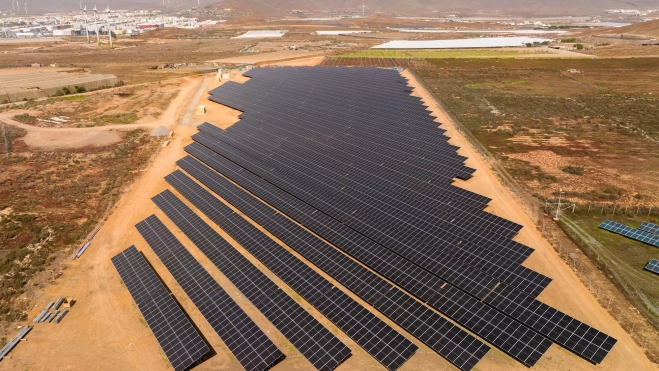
left=0, top=38, right=64, bottom=44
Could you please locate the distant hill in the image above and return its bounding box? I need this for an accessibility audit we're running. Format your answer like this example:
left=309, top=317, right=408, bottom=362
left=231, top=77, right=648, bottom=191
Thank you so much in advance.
left=16, top=0, right=211, bottom=13
left=20, top=0, right=659, bottom=16
left=598, top=19, right=659, bottom=38
left=216, top=0, right=659, bottom=16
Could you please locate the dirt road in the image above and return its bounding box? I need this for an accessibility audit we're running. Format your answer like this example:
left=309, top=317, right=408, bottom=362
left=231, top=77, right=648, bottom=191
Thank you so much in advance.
left=0, top=76, right=204, bottom=149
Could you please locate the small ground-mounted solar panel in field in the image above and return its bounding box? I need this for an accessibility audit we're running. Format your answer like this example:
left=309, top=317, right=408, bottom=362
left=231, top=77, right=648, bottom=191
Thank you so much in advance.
left=639, top=221, right=659, bottom=235
left=135, top=216, right=284, bottom=371
left=599, top=220, right=659, bottom=247
left=644, top=259, right=659, bottom=275
left=111, top=246, right=209, bottom=371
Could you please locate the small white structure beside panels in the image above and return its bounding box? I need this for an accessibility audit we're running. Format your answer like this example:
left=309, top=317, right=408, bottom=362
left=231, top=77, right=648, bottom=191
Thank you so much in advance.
left=316, top=30, right=373, bottom=35
left=232, top=30, right=288, bottom=39
left=372, top=37, right=552, bottom=49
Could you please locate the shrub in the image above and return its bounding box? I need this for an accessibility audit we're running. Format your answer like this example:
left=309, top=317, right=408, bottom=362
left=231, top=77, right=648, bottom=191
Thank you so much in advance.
left=74, top=85, right=86, bottom=93
left=574, top=44, right=584, bottom=50
left=561, top=165, right=584, bottom=176
left=12, top=113, right=38, bottom=125
left=62, top=87, right=71, bottom=95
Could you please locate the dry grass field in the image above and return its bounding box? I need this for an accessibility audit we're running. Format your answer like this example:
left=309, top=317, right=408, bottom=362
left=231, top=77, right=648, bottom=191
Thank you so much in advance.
left=0, top=127, right=163, bottom=338
left=4, top=82, right=181, bottom=128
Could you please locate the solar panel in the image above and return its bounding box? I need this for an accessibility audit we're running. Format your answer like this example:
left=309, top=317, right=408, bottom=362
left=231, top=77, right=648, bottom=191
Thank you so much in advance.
left=599, top=220, right=659, bottom=247
left=187, top=138, right=549, bottom=299
left=190, top=130, right=550, bottom=298
left=483, top=284, right=617, bottom=364
left=169, top=166, right=549, bottom=369
left=644, top=259, right=659, bottom=275
left=639, top=221, right=659, bottom=235
left=163, top=172, right=419, bottom=371
left=151, top=190, right=352, bottom=371
left=135, top=216, right=284, bottom=371
left=183, top=66, right=617, bottom=366
left=111, top=246, right=210, bottom=371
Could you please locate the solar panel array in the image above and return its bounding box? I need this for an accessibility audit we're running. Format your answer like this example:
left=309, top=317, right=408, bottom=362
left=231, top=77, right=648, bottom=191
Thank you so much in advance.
left=135, top=216, right=284, bottom=371
left=644, top=259, right=659, bottom=275
left=111, top=246, right=210, bottom=371
left=188, top=66, right=617, bottom=365
left=160, top=177, right=419, bottom=371
left=165, top=168, right=487, bottom=371
left=639, top=221, right=659, bottom=235
left=151, top=190, right=352, bottom=371
left=599, top=220, right=659, bottom=247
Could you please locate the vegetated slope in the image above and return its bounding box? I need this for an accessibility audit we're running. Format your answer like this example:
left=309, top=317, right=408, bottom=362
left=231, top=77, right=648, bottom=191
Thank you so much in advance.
left=216, top=0, right=658, bottom=16
left=597, top=19, right=659, bottom=38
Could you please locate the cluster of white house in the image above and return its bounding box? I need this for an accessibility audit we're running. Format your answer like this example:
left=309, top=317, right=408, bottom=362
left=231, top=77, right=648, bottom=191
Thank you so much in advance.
left=1, top=11, right=222, bottom=39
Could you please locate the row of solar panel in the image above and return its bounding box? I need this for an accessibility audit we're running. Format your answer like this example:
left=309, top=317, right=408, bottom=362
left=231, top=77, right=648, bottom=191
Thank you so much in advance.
left=202, top=66, right=616, bottom=365
left=639, top=221, right=659, bottom=235
left=182, top=147, right=615, bottom=365
left=115, top=199, right=424, bottom=369
left=599, top=220, right=659, bottom=247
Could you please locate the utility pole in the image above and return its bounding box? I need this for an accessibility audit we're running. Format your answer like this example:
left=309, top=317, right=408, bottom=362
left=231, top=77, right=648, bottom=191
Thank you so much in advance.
left=93, top=4, right=101, bottom=46
left=362, top=4, right=365, bottom=17
left=83, top=5, right=90, bottom=43
left=105, top=4, right=113, bottom=49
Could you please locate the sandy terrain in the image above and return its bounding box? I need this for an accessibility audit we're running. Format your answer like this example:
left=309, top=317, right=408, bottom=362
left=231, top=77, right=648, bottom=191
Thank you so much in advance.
left=208, top=50, right=325, bottom=65
left=2, top=65, right=656, bottom=371
left=0, top=76, right=203, bottom=149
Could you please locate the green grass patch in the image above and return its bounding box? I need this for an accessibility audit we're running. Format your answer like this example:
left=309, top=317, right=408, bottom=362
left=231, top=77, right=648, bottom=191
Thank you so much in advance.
left=464, top=83, right=492, bottom=90
left=62, top=95, right=86, bottom=101
left=339, top=50, right=412, bottom=58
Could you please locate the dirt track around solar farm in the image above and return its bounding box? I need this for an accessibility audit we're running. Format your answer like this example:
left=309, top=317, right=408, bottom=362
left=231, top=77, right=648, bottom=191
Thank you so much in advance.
left=5, top=64, right=657, bottom=371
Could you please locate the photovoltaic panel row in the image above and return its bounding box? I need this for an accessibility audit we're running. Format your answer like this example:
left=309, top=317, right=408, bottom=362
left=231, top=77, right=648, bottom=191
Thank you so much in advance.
left=639, top=221, right=659, bottom=235
left=196, top=121, right=534, bottom=270
left=186, top=133, right=551, bottom=296
left=644, top=259, right=659, bottom=275
left=111, top=246, right=210, bottom=371
left=171, top=161, right=554, bottom=368
left=152, top=190, right=352, bottom=371
left=208, top=70, right=523, bottom=240
left=163, top=174, right=419, bottom=371
left=599, top=220, right=659, bottom=247
left=179, top=149, right=617, bottom=365
left=165, top=168, right=490, bottom=371
left=198, top=121, right=523, bottom=255
left=135, top=216, right=284, bottom=371
left=186, top=141, right=546, bottom=302
left=207, top=70, right=493, bottom=207
left=483, top=285, right=617, bottom=364
left=202, top=67, right=615, bottom=364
